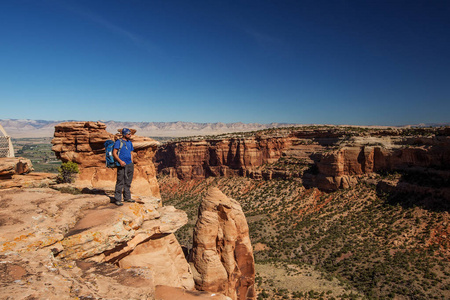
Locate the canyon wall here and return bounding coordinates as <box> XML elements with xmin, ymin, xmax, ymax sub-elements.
<box><xmin>155</xmin><ymin>136</ymin><xmax>293</xmax><ymax>180</ymax></box>
<box><xmin>156</xmin><ymin>128</ymin><xmax>450</xmax><ymax>191</ymax></box>
<box><xmin>310</xmin><ymin>135</ymin><xmax>450</xmax><ymax>190</ymax></box>
<box><xmin>51</xmin><ymin>121</ymin><xmax>160</xmax><ymax>198</ymax></box>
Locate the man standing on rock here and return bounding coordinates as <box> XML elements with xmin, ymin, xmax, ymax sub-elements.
<box><xmin>113</xmin><ymin>128</ymin><xmax>135</xmax><ymax>206</ymax></box>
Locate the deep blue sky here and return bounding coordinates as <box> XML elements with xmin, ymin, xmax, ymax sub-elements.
<box><xmin>1</xmin><ymin>0</ymin><xmax>449</xmax><ymax>126</ymax></box>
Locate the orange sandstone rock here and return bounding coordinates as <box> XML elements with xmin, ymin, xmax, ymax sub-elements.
<box><xmin>190</xmin><ymin>188</ymin><xmax>256</xmax><ymax>300</ymax></box>
<box><xmin>51</xmin><ymin>121</ymin><xmax>161</xmax><ymax>198</ymax></box>
<box><xmin>0</xmin><ymin>157</ymin><xmax>33</xmax><ymax>178</ymax></box>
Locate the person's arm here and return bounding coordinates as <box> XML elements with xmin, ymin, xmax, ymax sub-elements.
<box><xmin>113</xmin><ymin>148</ymin><xmax>126</xmax><ymax>167</ymax></box>
<box><xmin>131</xmin><ymin>142</ymin><xmax>134</xmax><ymax>163</ymax></box>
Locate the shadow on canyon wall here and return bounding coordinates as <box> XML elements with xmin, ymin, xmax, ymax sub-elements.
<box><xmin>376</xmin><ymin>168</ymin><xmax>450</xmax><ymax>212</ymax></box>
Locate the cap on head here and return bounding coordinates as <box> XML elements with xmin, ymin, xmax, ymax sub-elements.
<box><xmin>122</xmin><ymin>128</ymin><xmax>131</xmax><ymax>136</ymax></box>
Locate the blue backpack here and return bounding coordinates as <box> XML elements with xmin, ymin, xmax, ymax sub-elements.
<box><xmin>104</xmin><ymin>139</ymin><xmax>124</xmax><ymax>168</ymax></box>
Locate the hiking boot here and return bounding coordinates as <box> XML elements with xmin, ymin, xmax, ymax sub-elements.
<box><xmin>124</xmin><ymin>199</ymin><xmax>135</xmax><ymax>203</ymax></box>
<box><xmin>114</xmin><ymin>200</ymin><xmax>124</xmax><ymax>206</ymax></box>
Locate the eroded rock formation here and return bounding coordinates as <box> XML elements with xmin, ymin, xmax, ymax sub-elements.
<box><xmin>190</xmin><ymin>187</ymin><xmax>256</xmax><ymax>300</ymax></box>
<box><xmin>51</xmin><ymin>121</ymin><xmax>160</xmax><ymax>197</ymax></box>
<box><xmin>156</xmin><ymin>128</ymin><xmax>450</xmax><ymax>191</ymax></box>
<box><xmin>156</xmin><ymin>137</ymin><xmax>292</xmax><ymax>180</ymax></box>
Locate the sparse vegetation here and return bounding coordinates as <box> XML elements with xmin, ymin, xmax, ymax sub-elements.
<box><xmin>57</xmin><ymin>161</ymin><xmax>79</xmax><ymax>183</ymax></box>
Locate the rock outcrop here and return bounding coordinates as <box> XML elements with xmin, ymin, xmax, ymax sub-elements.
<box><xmin>0</xmin><ymin>157</ymin><xmax>33</xmax><ymax>178</ymax></box>
<box><xmin>51</xmin><ymin>121</ymin><xmax>160</xmax><ymax>198</ymax></box>
<box><xmin>0</xmin><ymin>187</ymin><xmax>198</xmax><ymax>298</ymax></box>
<box><xmin>190</xmin><ymin>188</ymin><xmax>256</xmax><ymax>300</ymax></box>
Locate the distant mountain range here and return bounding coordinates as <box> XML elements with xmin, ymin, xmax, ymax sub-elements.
<box><xmin>1</xmin><ymin>119</ymin><xmax>448</xmax><ymax>138</ymax></box>
<box><xmin>0</xmin><ymin>119</ymin><xmax>299</xmax><ymax>138</ymax></box>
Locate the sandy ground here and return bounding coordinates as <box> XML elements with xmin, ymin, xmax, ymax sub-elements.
<box><xmin>255</xmin><ymin>263</ymin><xmax>361</xmax><ymax>298</ymax></box>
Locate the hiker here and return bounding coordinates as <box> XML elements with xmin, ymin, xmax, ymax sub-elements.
<box><xmin>113</xmin><ymin>128</ymin><xmax>135</xmax><ymax>206</ymax></box>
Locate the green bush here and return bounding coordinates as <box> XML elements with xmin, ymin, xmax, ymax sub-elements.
<box><xmin>57</xmin><ymin>161</ymin><xmax>79</xmax><ymax>183</ymax></box>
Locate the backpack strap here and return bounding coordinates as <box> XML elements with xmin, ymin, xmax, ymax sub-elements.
<box><xmin>117</xmin><ymin>139</ymin><xmax>126</xmax><ymax>156</ymax></box>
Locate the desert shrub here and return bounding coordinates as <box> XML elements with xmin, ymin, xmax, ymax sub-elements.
<box><xmin>57</xmin><ymin>161</ymin><xmax>79</xmax><ymax>183</ymax></box>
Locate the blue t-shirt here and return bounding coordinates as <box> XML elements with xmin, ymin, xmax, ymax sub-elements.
<box><xmin>114</xmin><ymin>139</ymin><xmax>134</xmax><ymax>165</ymax></box>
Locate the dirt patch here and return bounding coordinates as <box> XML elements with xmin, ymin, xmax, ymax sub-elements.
<box><xmin>253</xmin><ymin>243</ymin><xmax>270</xmax><ymax>252</ymax></box>
<box><xmin>0</xmin><ymin>213</ymin><xmax>23</xmax><ymax>226</ymax></box>
<box><xmin>0</xmin><ymin>263</ymin><xmax>28</xmax><ymax>282</ymax></box>
<box><xmin>255</xmin><ymin>263</ymin><xmax>360</xmax><ymax>298</ymax></box>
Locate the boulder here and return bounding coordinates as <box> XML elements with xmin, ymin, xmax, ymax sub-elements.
<box><xmin>0</xmin><ymin>157</ymin><xmax>33</xmax><ymax>178</ymax></box>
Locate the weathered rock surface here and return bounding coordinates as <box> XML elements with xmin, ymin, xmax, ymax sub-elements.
<box><xmin>1</xmin><ymin>250</ymin><xmax>156</xmax><ymax>299</ymax></box>
<box><xmin>0</xmin><ymin>157</ymin><xmax>34</xmax><ymax>178</ymax></box>
<box><xmin>0</xmin><ymin>187</ymin><xmax>196</xmax><ymax>298</ymax></box>
<box><xmin>190</xmin><ymin>188</ymin><xmax>256</xmax><ymax>300</ymax></box>
<box><xmin>155</xmin><ymin>285</ymin><xmax>232</xmax><ymax>299</ymax></box>
<box><xmin>51</xmin><ymin>121</ymin><xmax>161</xmax><ymax>198</ymax></box>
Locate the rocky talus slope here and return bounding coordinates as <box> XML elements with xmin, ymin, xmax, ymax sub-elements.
<box><xmin>159</xmin><ymin>174</ymin><xmax>450</xmax><ymax>300</ymax></box>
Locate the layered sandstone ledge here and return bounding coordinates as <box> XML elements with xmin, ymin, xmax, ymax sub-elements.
<box><xmin>0</xmin><ymin>188</ymin><xmax>188</xmax><ymax>298</ymax></box>
<box><xmin>51</xmin><ymin>121</ymin><xmax>161</xmax><ymax>198</ymax></box>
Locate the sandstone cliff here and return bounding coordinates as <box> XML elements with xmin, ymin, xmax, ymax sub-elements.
<box><xmin>156</xmin><ymin>127</ymin><xmax>450</xmax><ymax>191</ymax></box>
<box><xmin>155</xmin><ymin>136</ymin><xmax>293</xmax><ymax>180</ymax></box>
<box><xmin>51</xmin><ymin>121</ymin><xmax>160</xmax><ymax>198</ymax></box>
<box><xmin>309</xmin><ymin>134</ymin><xmax>450</xmax><ymax>190</ymax></box>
